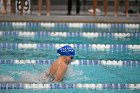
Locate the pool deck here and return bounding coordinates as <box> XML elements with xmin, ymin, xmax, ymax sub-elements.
<box><xmin>0</xmin><ymin>11</ymin><xmax>140</xmax><ymax>23</ymax></box>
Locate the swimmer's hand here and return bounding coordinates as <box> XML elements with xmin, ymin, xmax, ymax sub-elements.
<box><xmin>52</xmin><ymin>80</ymin><xmax>57</xmax><ymax>82</ymax></box>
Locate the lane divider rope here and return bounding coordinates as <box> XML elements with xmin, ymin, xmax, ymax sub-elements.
<box><xmin>0</xmin><ymin>60</ymin><xmax>139</xmax><ymax>66</ymax></box>
<box><xmin>0</xmin><ymin>43</ymin><xmax>140</xmax><ymax>50</ymax></box>
<box><xmin>0</xmin><ymin>83</ymin><xmax>140</xmax><ymax>89</ymax></box>
<box><xmin>0</xmin><ymin>22</ymin><xmax>139</xmax><ymax>29</ymax></box>
<box><xmin>0</xmin><ymin>32</ymin><xmax>140</xmax><ymax>38</ymax></box>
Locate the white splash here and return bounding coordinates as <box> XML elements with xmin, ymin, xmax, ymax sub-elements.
<box><xmin>18</xmin><ymin>71</ymin><xmax>48</xmax><ymax>83</ymax></box>
<box><xmin>0</xmin><ymin>75</ymin><xmax>15</xmax><ymax>82</ymax></box>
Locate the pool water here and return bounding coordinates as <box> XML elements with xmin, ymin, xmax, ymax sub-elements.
<box><xmin>0</xmin><ymin>22</ymin><xmax>140</xmax><ymax>93</ymax></box>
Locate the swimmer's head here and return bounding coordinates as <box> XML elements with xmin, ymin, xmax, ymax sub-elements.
<box><xmin>57</xmin><ymin>45</ymin><xmax>75</xmax><ymax>58</ymax></box>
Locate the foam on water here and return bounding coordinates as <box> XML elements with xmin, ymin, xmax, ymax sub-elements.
<box><xmin>0</xmin><ymin>70</ymin><xmax>49</xmax><ymax>83</ymax></box>
<box><xmin>0</xmin><ymin>75</ymin><xmax>15</xmax><ymax>82</ymax></box>
<box><xmin>18</xmin><ymin>71</ymin><xmax>48</xmax><ymax>83</ymax></box>
<box><xmin>0</xmin><ymin>65</ymin><xmax>91</xmax><ymax>83</ymax></box>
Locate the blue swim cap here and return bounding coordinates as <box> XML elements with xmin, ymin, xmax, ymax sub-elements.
<box><xmin>57</xmin><ymin>45</ymin><xmax>75</xmax><ymax>57</ymax></box>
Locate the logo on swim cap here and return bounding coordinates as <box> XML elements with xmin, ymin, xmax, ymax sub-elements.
<box><xmin>57</xmin><ymin>45</ymin><xmax>75</xmax><ymax>57</ymax></box>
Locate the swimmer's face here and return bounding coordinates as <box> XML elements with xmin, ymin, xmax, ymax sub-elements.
<box><xmin>71</xmin><ymin>57</ymin><xmax>74</xmax><ymax>59</ymax></box>
<box><xmin>66</xmin><ymin>56</ymin><xmax>74</xmax><ymax>63</ymax></box>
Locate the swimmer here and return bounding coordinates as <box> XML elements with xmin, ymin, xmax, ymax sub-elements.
<box><xmin>46</xmin><ymin>45</ymin><xmax>75</xmax><ymax>82</ymax></box>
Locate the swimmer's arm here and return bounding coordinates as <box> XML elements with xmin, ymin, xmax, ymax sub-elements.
<box><xmin>45</xmin><ymin>68</ymin><xmax>55</xmax><ymax>77</ymax></box>
<box><xmin>46</xmin><ymin>62</ymin><xmax>57</xmax><ymax>77</ymax></box>
<box><xmin>52</xmin><ymin>65</ymin><xmax>67</xmax><ymax>82</ymax></box>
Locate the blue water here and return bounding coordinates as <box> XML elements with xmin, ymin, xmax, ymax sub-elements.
<box><xmin>1</xmin><ymin>89</ymin><xmax>140</xmax><ymax>93</ymax></box>
<box><xmin>0</xmin><ymin>64</ymin><xmax>140</xmax><ymax>83</ymax></box>
<box><xmin>0</xmin><ymin>34</ymin><xmax>140</xmax><ymax>44</ymax></box>
<box><xmin>0</xmin><ymin>22</ymin><xmax>140</xmax><ymax>93</ymax></box>
<box><xmin>0</xmin><ymin>48</ymin><xmax>140</xmax><ymax>60</ymax></box>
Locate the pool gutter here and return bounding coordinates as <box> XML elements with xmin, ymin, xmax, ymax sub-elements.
<box><xmin>0</xmin><ymin>15</ymin><xmax>140</xmax><ymax>23</ymax></box>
